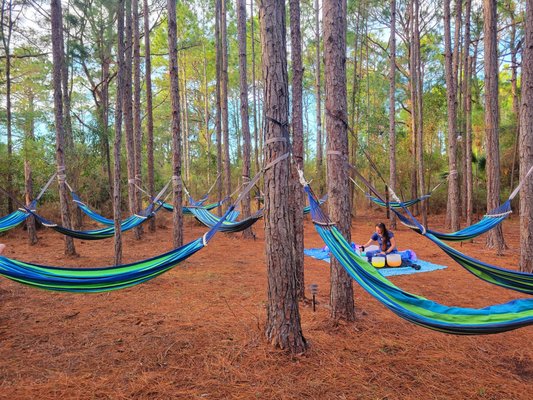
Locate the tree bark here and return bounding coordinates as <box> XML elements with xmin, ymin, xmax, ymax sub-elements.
<box><xmin>144</xmin><ymin>0</ymin><xmax>155</xmax><ymax>232</ymax></box>
<box><xmin>133</xmin><ymin>0</ymin><xmax>143</xmax><ymax>236</ymax></box>
<box><xmin>237</xmin><ymin>0</ymin><xmax>254</xmax><ymax>239</ymax></box>
<box><xmin>167</xmin><ymin>0</ymin><xmax>183</xmax><ymax>248</ymax></box>
<box><xmin>483</xmin><ymin>0</ymin><xmax>506</xmax><ymax>253</ymax></box>
<box><xmin>509</xmin><ymin>2</ymin><xmax>520</xmax><ymax>190</ymax></box>
<box><xmin>289</xmin><ymin>0</ymin><xmax>305</xmax><ymax>299</ymax></box>
<box><xmin>215</xmin><ymin>0</ymin><xmax>223</xmax><ymax>214</ymax></box>
<box><xmin>315</xmin><ymin>0</ymin><xmax>324</xmax><ymax>194</ymax></box>
<box><xmin>51</xmin><ymin>0</ymin><xmax>76</xmax><ymax>256</ymax></box>
<box><xmin>519</xmin><ymin>0</ymin><xmax>533</xmax><ymax>272</ymax></box>
<box><xmin>113</xmin><ymin>0</ymin><xmax>126</xmax><ymax>265</ymax></box>
<box><xmin>260</xmin><ymin>0</ymin><xmax>307</xmax><ymax>354</ymax></box>
<box><xmin>24</xmin><ymin>91</ymin><xmax>37</xmax><ymax>245</ymax></box>
<box><xmin>251</xmin><ymin>0</ymin><xmax>260</xmax><ymax>176</ymax></box>
<box><xmin>463</xmin><ymin>0</ymin><xmax>473</xmax><ymax>226</ymax></box>
<box><xmin>444</xmin><ymin>0</ymin><xmax>460</xmax><ymax>231</ymax></box>
<box><xmin>389</xmin><ymin>0</ymin><xmax>397</xmax><ymax>229</ymax></box>
<box><xmin>221</xmin><ymin>0</ymin><xmax>231</xmax><ymax>199</ymax></box>
<box><xmin>324</xmin><ymin>0</ymin><xmax>355</xmax><ymax>322</ymax></box>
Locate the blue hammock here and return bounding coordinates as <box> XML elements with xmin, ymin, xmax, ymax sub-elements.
<box><xmin>0</xmin><ymin>201</ymin><xmax>36</xmax><ymax>233</ymax></box>
<box><xmin>392</xmin><ymin>207</ymin><xmax>533</xmax><ymax>294</ymax></box>
<box><xmin>71</xmin><ymin>192</ymin><xmax>117</xmax><ymax>226</ymax></box>
<box><xmin>305</xmin><ymin>186</ymin><xmax>533</xmax><ymax>335</ymax></box>
<box><xmin>0</xmin><ymin>206</ymin><xmax>236</xmax><ymax>293</ymax></box>
<box><xmin>366</xmin><ymin>193</ymin><xmax>431</xmax><ymax>209</ymax></box>
<box><xmin>188</xmin><ymin>207</ymin><xmax>263</xmax><ymax>233</ymax></box>
<box><xmin>395</xmin><ymin>200</ymin><xmax>512</xmax><ymax>242</ymax></box>
<box><xmin>32</xmin><ymin>205</ymin><xmax>156</xmax><ymax>240</ymax></box>
<box><xmin>303</xmin><ymin>194</ymin><xmax>327</xmax><ymax>215</ymax></box>
<box><xmin>162</xmin><ymin>200</ymin><xmax>224</xmax><ymax>216</ymax></box>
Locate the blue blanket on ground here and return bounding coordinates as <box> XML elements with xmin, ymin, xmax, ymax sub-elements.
<box><xmin>304</xmin><ymin>248</ymin><xmax>447</xmax><ymax>276</ymax></box>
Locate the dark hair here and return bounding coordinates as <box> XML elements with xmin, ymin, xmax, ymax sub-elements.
<box><xmin>376</xmin><ymin>222</ymin><xmax>390</xmax><ymax>251</ymax></box>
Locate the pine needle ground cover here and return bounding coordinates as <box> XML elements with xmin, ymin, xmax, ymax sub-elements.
<box><xmin>0</xmin><ymin>211</ymin><xmax>531</xmax><ymax>399</ymax></box>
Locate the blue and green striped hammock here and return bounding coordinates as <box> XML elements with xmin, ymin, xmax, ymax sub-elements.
<box><xmin>395</xmin><ymin>199</ymin><xmax>512</xmax><ymax>242</ymax></box>
<box><xmin>33</xmin><ymin>205</ymin><xmax>156</xmax><ymax>240</ymax></box>
<box><xmin>305</xmin><ymin>186</ymin><xmax>533</xmax><ymax>335</ymax></box>
<box><xmin>392</xmin><ymin>206</ymin><xmax>533</xmax><ymax>295</ymax></box>
<box><xmin>0</xmin><ymin>173</ymin><xmax>57</xmax><ymax>233</ymax></box>
<box><xmin>366</xmin><ymin>193</ymin><xmax>431</xmax><ymax>209</ymax></box>
<box><xmin>0</xmin><ymin>206</ymin><xmax>236</xmax><ymax>292</ymax></box>
<box><xmin>161</xmin><ymin>200</ymin><xmax>224</xmax><ymax>215</ymax></box>
<box><xmin>0</xmin><ymin>201</ymin><xmax>37</xmax><ymax>233</ymax></box>
<box><xmin>188</xmin><ymin>207</ymin><xmax>264</xmax><ymax>233</ymax></box>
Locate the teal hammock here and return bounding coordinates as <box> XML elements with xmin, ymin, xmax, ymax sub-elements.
<box><xmin>0</xmin><ymin>201</ymin><xmax>36</xmax><ymax>233</ymax></box>
<box><xmin>395</xmin><ymin>200</ymin><xmax>512</xmax><ymax>242</ymax></box>
<box><xmin>188</xmin><ymin>207</ymin><xmax>263</xmax><ymax>233</ymax></box>
<box><xmin>0</xmin><ymin>173</ymin><xmax>57</xmax><ymax>233</ymax></box>
<box><xmin>0</xmin><ymin>206</ymin><xmax>236</xmax><ymax>292</ymax></box>
<box><xmin>392</xmin><ymin>207</ymin><xmax>533</xmax><ymax>295</ymax></box>
<box><xmin>366</xmin><ymin>193</ymin><xmax>430</xmax><ymax>209</ymax></box>
<box><xmin>162</xmin><ymin>200</ymin><xmax>224</xmax><ymax>215</ymax></box>
<box><xmin>305</xmin><ymin>186</ymin><xmax>533</xmax><ymax>335</ymax></box>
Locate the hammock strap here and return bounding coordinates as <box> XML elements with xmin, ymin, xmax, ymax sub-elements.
<box><xmin>509</xmin><ymin>164</ymin><xmax>533</xmax><ymax>200</ymax></box>
<box><xmin>35</xmin><ymin>172</ymin><xmax>58</xmax><ymax>202</ymax></box>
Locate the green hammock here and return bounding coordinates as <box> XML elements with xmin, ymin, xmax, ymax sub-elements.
<box><xmin>305</xmin><ymin>186</ymin><xmax>533</xmax><ymax>335</ymax></box>
<box><xmin>0</xmin><ymin>206</ymin><xmax>236</xmax><ymax>292</ymax></box>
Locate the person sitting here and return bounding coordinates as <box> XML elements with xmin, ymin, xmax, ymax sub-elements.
<box><xmin>361</xmin><ymin>222</ymin><xmax>397</xmax><ymax>262</ymax></box>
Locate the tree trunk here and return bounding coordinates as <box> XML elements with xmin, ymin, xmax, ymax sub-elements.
<box><xmin>215</xmin><ymin>0</ymin><xmax>223</xmax><ymax>214</ymax></box>
<box><xmin>167</xmin><ymin>0</ymin><xmax>183</xmax><ymax>248</ymax></box>
<box><xmin>463</xmin><ymin>0</ymin><xmax>473</xmax><ymax>227</ymax></box>
<box><xmin>414</xmin><ymin>0</ymin><xmax>426</xmax><ymax>226</ymax></box>
<box><xmin>1</xmin><ymin>0</ymin><xmax>14</xmax><ymax>213</ymax></box>
<box><xmin>324</xmin><ymin>0</ymin><xmax>355</xmax><ymax>322</ymax></box>
<box><xmin>132</xmin><ymin>0</ymin><xmax>143</xmax><ymax>236</ymax></box>
<box><xmin>509</xmin><ymin>3</ymin><xmax>520</xmax><ymax>190</ymax></box>
<box><xmin>113</xmin><ymin>0</ymin><xmax>126</xmax><ymax>265</ymax></box>
<box><xmin>389</xmin><ymin>0</ymin><xmax>397</xmax><ymax>229</ymax></box>
<box><xmin>408</xmin><ymin>0</ymin><xmax>418</xmax><ymax>217</ymax></box>
<box><xmin>315</xmin><ymin>0</ymin><xmax>324</xmax><ymax>194</ymax></box>
<box><xmin>251</xmin><ymin>0</ymin><xmax>260</xmax><ymax>176</ymax></box>
<box><xmin>221</xmin><ymin>0</ymin><xmax>231</xmax><ymax>199</ymax></box>
<box><xmin>484</xmin><ymin>0</ymin><xmax>506</xmax><ymax>253</ymax></box>
<box><xmin>237</xmin><ymin>0</ymin><xmax>254</xmax><ymax>239</ymax></box>
<box><xmin>444</xmin><ymin>0</ymin><xmax>460</xmax><ymax>231</ymax></box>
<box><xmin>519</xmin><ymin>0</ymin><xmax>533</xmax><ymax>272</ymax></box>
<box><xmin>51</xmin><ymin>0</ymin><xmax>76</xmax><ymax>256</ymax></box>
<box><xmin>203</xmin><ymin>42</ymin><xmax>211</xmax><ymax>183</ymax></box>
<box><xmin>144</xmin><ymin>0</ymin><xmax>155</xmax><ymax>232</ymax></box>
<box><xmin>260</xmin><ymin>0</ymin><xmax>307</xmax><ymax>354</ymax></box>
<box><xmin>289</xmin><ymin>0</ymin><xmax>305</xmax><ymax>299</ymax></box>
<box><xmin>24</xmin><ymin>91</ymin><xmax>37</xmax><ymax>245</ymax></box>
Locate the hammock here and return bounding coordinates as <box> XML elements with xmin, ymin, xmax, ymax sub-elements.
<box><xmin>305</xmin><ymin>186</ymin><xmax>533</xmax><ymax>335</ymax></box>
<box><xmin>303</xmin><ymin>194</ymin><xmax>327</xmax><ymax>215</ymax></box>
<box><xmin>366</xmin><ymin>193</ymin><xmax>431</xmax><ymax>209</ymax></box>
<box><xmin>33</xmin><ymin>205</ymin><xmax>155</xmax><ymax>240</ymax></box>
<box><xmin>188</xmin><ymin>207</ymin><xmax>264</xmax><ymax>233</ymax></box>
<box><xmin>0</xmin><ymin>201</ymin><xmax>36</xmax><ymax>233</ymax></box>
<box><xmin>162</xmin><ymin>200</ymin><xmax>223</xmax><ymax>215</ymax></box>
<box><xmin>395</xmin><ymin>199</ymin><xmax>513</xmax><ymax>242</ymax></box>
<box><xmin>392</xmin><ymin>208</ymin><xmax>533</xmax><ymax>294</ymax></box>
<box><xmin>0</xmin><ymin>206</ymin><xmax>236</xmax><ymax>292</ymax></box>
<box><xmin>0</xmin><ymin>173</ymin><xmax>57</xmax><ymax>233</ymax></box>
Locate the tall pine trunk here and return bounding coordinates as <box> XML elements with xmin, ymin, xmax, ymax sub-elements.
<box><xmin>133</xmin><ymin>0</ymin><xmax>143</xmax><ymax>236</ymax></box>
<box><xmin>519</xmin><ymin>0</ymin><xmax>533</xmax><ymax>272</ymax></box>
<box><xmin>289</xmin><ymin>0</ymin><xmax>305</xmax><ymax>299</ymax></box>
<box><xmin>260</xmin><ymin>0</ymin><xmax>307</xmax><ymax>354</ymax></box>
<box><xmin>24</xmin><ymin>91</ymin><xmax>37</xmax><ymax>245</ymax></box>
<box><xmin>113</xmin><ymin>0</ymin><xmax>126</xmax><ymax>265</ymax></box>
<box><xmin>144</xmin><ymin>0</ymin><xmax>155</xmax><ymax>232</ymax></box>
<box><xmin>221</xmin><ymin>0</ymin><xmax>231</xmax><ymax>199</ymax></box>
<box><xmin>251</xmin><ymin>0</ymin><xmax>260</xmax><ymax>175</ymax></box>
<box><xmin>484</xmin><ymin>0</ymin><xmax>506</xmax><ymax>253</ymax></box>
<box><xmin>51</xmin><ymin>0</ymin><xmax>76</xmax><ymax>256</ymax></box>
<box><xmin>237</xmin><ymin>0</ymin><xmax>253</xmax><ymax>239</ymax></box>
<box><xmin>463</xmin><ymin>0</ymin><xmax>473</xmax><ymax>226</ymax></box>
<box><xmin>444</xmin><ymin>0</ymin><xmax>460</xmax><ymax>231</ymax></box>
<box><xmin>389</xmin><ymin>0</ymin><xmax>397</xmax><ymax>229</ymax></box>
<box><xmin>215</xmin><ymin>0</ymin><xmax>223</xmax><ymax>214</ymax></box>
<box><xmin>167</xmin><ymin>0</ymin><xmax>183</xmax><ymax>248</ymax></box>
<box><xmin>315</xmin><ymin>0</ymin><xmax>324</xmax><ymax>194</ymax></box>
<box><xmin>324</xmin><ymin>0</ymin><xmax>355</xmax><ymax>322</ymax></box>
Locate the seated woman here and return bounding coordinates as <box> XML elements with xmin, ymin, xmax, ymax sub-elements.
<box><xmin>361</xmin><ymin>222</ymin><xmax>397</xmax><ymax>262</ymax></box>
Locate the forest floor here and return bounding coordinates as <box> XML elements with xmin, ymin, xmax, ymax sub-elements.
<box><xmin>0</xmin><ymin>206</ymin><xmax>532</xmax><ymax>399</ymax></box>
